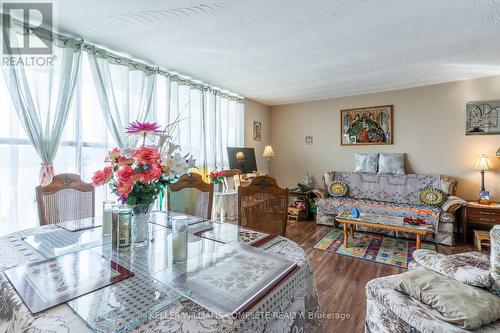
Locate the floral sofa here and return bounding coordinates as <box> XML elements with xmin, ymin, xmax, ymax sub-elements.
<box><xmin>365</xmin><ymin>225</ymin><xmax>500</xmax><ymax>332</ymax></box>
<box><xmin>316</xmin><ymin>171</ymin><xmax>467</xmax><ymax>246</ymax></box>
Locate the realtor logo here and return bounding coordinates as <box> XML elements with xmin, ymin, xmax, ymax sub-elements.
<box><xmin>1</xmin><ymin>2</ymin><xmax>53</xmax><ymax>55</ymax></box>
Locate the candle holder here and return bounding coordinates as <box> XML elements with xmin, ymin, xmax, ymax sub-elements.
<box><xmin>171</xmin><ymin>216</ymin><xmax>188</xmax><ymax>263</ymax></box>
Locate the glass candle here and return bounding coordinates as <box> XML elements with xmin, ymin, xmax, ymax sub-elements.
<box><xmin>102</xmin><ymin>200</ymin><xmax>114</xmax><ymax>236</ymax></box>
<box><xmin>118</xmin><ymin>208</ymin><xmax>131</xmax><ymax>251</ymax></box>
<box><xmin>112</xmin><ymin>205</ymin><xmax>131</xmax><ymax>251</ymax></box>
<box><xmin>171</xmin><ymin>216</ymin><xmax>188</xmax><ymax>262</ymax></box>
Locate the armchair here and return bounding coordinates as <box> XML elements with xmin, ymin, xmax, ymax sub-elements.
<box><xmin>365</xmin><ymin>225</ymin><xmax>500</xmax><ymax>332</ymax></box>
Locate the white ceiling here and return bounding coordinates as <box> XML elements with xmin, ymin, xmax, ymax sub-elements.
<box><xmin>54</xmin><ymin>0</ymin><xmax>500</xmax><ymax>105</ymax></box>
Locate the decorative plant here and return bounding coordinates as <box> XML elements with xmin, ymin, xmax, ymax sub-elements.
<box><xmin>91</xmin><ymin>121</ymin><xmax>196</xmax><ymax>205</ymax></box>
<box><xmin>208</xmin><ymin>169</ymin><xmax>225</xmax><ymax>184</ymax></box>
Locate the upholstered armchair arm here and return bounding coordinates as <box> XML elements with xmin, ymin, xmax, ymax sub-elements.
<box><xmin>312</xmin><ymin>188</ymin><xmax>327</xmax><ymax>199</ymax></box>
<box><xmin>412</xmin><ymin>249</ymin><xmax>492</xmax><ymax>288</ymax></box>
<box><xmin>441</xmin><ymin>195</ymin><xmax>467</xmax><ymax>213</ymax></box>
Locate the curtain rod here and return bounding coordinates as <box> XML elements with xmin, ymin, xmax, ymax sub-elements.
<box><xmin>1</xmin><ymin>13</ymin><xmax>244</xmax><ymax>101</ymax></box>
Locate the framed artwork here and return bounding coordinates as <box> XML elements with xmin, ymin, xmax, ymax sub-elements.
<box><xmin>465</xmin><ymin>100</ymin><xmax>500</xmax><ymax>135</ymax></box>
<box><xmin>253</xmin><ymin>121</ymin><xmax>262</xmax><ymax>141</ymax></box>
<box><xmin>305</xmin><ymin>136</ymin><xmax>313</xmax><ymax>145</ymax></box>
<box><xmin>340</xmin><ymin>105</ymin><xmax>393</xmax><ymax>146</ymax></box>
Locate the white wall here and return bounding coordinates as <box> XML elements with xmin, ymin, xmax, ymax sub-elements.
<box><xmin>244</xmin><ymin>99</ymin><xmax>271</xmax><ymax>173</ymax></box>
<box><xmin>269</xmin><ymin>75</ymin><xmax>500</xmax><ymax>201</ymax></box>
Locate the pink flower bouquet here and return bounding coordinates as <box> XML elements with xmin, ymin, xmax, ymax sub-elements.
<box><xmin>92</xmin><ymin>121</ymin><xmax>195</xmax><ymax>205</ymax></box>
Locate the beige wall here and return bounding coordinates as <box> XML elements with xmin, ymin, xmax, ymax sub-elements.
<box><xmin>244</xmin><ymin>99</ymin><xmax>271</xmax><ymax>173</ymax></box>
<box><xmin>269</xmin><ymin>75</ymin><xmax>500</xmax><ymax>201</ymax></box>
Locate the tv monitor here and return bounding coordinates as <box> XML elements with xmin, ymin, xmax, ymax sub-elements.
<box><xmin>227</xmin><ymin>147</ymin><xmax>258</xmax><ymax>174</ymax></box>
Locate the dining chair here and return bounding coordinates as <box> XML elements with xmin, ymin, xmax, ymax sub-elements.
<box><xmin>167</xmin><ymin>172</ymin><xmax>214</xmax><ymax>219</ymax></box>
<box><xmin>222</xmin><ymin>168</ymin><xmax>242</xmax><ymax>190</ymax></box>
<box><xmin>238</xmin><ymin>176</ymin><xmax>289</xmax><ymax>236</ymax></box>
<box><xmin>36</xmin><ymin>173</ymin><xmax>95</xmax><ymax>226</ymax></box>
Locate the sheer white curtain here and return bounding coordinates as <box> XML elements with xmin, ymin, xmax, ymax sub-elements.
<box><xmin>0</xmin><ymin>49</ymin><xmax>113</xmax><ymax>234</ymax></box>
<box><xmin>1</xmin><ymin>20</ymin><xmax>82</xmax><ymax>185</ymax></box>
<box><xmin>156</xmin><ymin>75</ymin><xmax>244</xmax><ymax>174</ymax></box>
<box><xmin>87</xmin><ymin>47</ymin><xmax>156</xmax><ymax>149</ymax></box>
<box><xmin>210</xmin><ymin>91</ymin><xmax>245</xmax><ymax>169</ymax></box>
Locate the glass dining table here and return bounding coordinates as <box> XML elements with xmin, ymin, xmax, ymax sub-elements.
<box><xmin>0</xmin><ymin>212</ymin><xmax>322</xmax><ymax>333</ymax></box>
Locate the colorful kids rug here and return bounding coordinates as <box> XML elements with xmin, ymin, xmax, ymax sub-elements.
<box><xmin>313</xmin><ymin>228</ymin><xmax>435</xmax><ymax>268</ymax></box>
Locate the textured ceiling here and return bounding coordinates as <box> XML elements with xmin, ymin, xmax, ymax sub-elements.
<box><xmin>54</xmin><ymin>0</ymin><xmax>500</xmax><ymax>105</ymax></box>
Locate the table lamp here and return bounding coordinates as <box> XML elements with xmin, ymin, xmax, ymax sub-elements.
<box><xmin>235</xmin><ymin>151</ymin><xmax>246</xmax><ymax>174</ymax></box>
<box><xmin>476</xmin><ymin>154</ymin><xmax>493</xmax><ymax>204</ymax></box>
<box><xmin>262</xmin><ymin>145</ymin><xmax>276</xmax><ymax>175</ymax></box>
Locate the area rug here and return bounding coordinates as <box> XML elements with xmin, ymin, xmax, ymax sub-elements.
<box><xmin>313</xmin><ymin>228</ymin><xmax>435</xmax><ymax>268</ymax></box>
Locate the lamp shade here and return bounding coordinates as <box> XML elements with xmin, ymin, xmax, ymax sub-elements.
<box><xmin>263</xmin><ymin>145</ymin><xmax>276</xmax><ymax>157</ymax></box>
<box><xmin>235</xmin><ymin>151</ymin><xmax>246</xmax><ymax>162</ymax></box>
<box><xmin>476</xmin><ymin>155</ymin><xmax>493</xmax><ymax>170</ymax></box>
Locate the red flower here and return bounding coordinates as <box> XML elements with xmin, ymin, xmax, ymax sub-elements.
<box><xmin>117</xmin><ymin>180</ymin><xmax>133</xmax><ymax>198</ymax></box>
<box><xmin>91</xmin><ymin>166</ymin><xmax>113</xmax><ymax>187</ymax></box>
<box><xmin>132</xmin><ymin>146</ymin><xmax>161</xmax><ymax>165</ymax></box>
<box><xmin>117</xmin><ymin>165</ymin><xmax>136</xmax><ymax>184</ymax></box>
<box><xmin>118</xmin><ymin>156</ymin><xmax>135</xmax><ymax>166</ymax></box>
<box><xmin>106</xmin><ymin>148</ymin><xmax>121</xmax><ymax>164</ymax></box>
<box><xmin>137</xmin><ymin>163</ymin><xmax>162</xmax><ymax>183</ymax></box>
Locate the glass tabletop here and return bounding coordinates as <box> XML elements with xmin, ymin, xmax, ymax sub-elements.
<box><xmin>18</xmin><ymin>213</ymin><xmax>297</xmax><ymax>332</ymax></box>
<box><xmin>23</xmin><ymin>227</ymin><xmax>111</xmax><ymax>258</ymax></box>
<box><xmin>68</xmin><ymin>223</ymin><xmax>236</xmax><ymax>332</ymax></box>
<box><xmin>152</xmin><ymin>242</ymin><xmax>297</xmax><ymax>316</ymax></box>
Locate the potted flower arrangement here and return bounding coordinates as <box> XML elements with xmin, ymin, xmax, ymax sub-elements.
<box><xmin>92</xmin><ymin>121</ymin><xmax>195</xmax><ymax>246</ymax></box>
<box><xmin>209</xmin><ymin>169</ymin><xmax>225</xmax><ymax>192</ymax></box>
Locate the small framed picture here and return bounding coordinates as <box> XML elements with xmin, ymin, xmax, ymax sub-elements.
<box><xmin>305</xmin><ymin>136</ymin><xmax>313</xmax><ymax>145</ymax></box>
<box><xmin>479</xmin><ymin>190</ymin><xmax>490</xmax><ymax>205</ymax></box>
<box><xmin>253</xmin><ymin>121</ymin><xmax>262</xmax><ymax>141</ymax></box>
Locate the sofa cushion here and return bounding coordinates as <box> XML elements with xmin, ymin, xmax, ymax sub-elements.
<box><xmin>394</xmin><ymin>267</ymin><xmax>500</xmax><ymax>330</ymax></box>
<box><xmin>378</xmin><ymin>153</ymin><xmax>405</xmax><ymax>175</ymax></box>
<box><xmin>420</xmin><ymin>187</ymin><xmax>447</xmax><ymax>207</ymax></box>
<box><xmin>328</xmin><ymin>181</ymin><xmax>348</xmax><ymax>197</ymax></box>
<box><xmin>354</xmin><ymin>153</ymin><xmax>378</xmax><ymax>173</ymax></box>
<box><xmin>413</xmin><ymin>249</ymin><xmax>492</xmax><ymax>288</ymax></box>
<box><xmin>317</xmin><ymin>197</ymin><xmax>441</xmax><ymax>230</ymax></box>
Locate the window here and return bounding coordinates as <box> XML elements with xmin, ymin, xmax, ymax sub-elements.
<box><xmin>0</xmin><ymin>52</ymin><xmax>244</xmax><ymax>236</ymax></box>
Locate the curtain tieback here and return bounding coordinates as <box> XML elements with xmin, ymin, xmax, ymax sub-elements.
<box><xmin>40</xmin><ymin>162</ymin><xmax>55</xmax><ymax>187</ymax></box>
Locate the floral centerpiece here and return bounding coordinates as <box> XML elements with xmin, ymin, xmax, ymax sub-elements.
<box><xmin>92</xmin><ymin>121</ymin><xmax>195</xmax><ymax>245</ymax></box>
<box><xmin>209</xmin><ymin>169</ymin><xmax>225</xmax><ymax>191</ymax></box>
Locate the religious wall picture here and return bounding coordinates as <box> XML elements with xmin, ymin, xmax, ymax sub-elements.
<box><xmin>340</xmin><ymin>105</ymin><xmax>393</xmax><ymax>146</ymax></box>
<box><xmin>465</xmin><ymin>100</ymin><xmax>500</xmax><ymax>135</ymax></box>
<box><xmin>253</xmin><ymin>121</ymin><xmax>262</xmax><ymax>141</ymax></box>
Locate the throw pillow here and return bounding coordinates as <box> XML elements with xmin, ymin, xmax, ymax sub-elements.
<box><xmin>328</xmin><ymin>181</ymin><xmax>348</xmax><ymax>197</ymax></box>
<box><xmin>412</xmin><ymin>249</ymin><xmax>492</xmax><ymax>288</ymax></box>
<box><xmin>420</xmin><ymin>187</ymin><xmax>446</xmax><ymax>207</ymax></box>
<box><xmin>395</xmin><ymin>267</ymin><xmax>500</xmax><ymax>330</ymax></box>
<box><xmin>354</xmin><ymin>153</ymin><xmax>378</xmax><ymax>173</ymax></box>
<box><xmin>378</xmin><ymin>153</ymin><xmax>405</xmax><ymax>174</ymax></box>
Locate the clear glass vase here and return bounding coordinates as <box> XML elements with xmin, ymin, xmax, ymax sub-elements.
<box><xmin>214</xmin><ymin>182</ymin><xmax>224</xmax><ymax>192</ymax></box>
<box><xmin>130</xmin><ymin>203</ymin><xmax>152</xmax><ymax>247</ymax></box>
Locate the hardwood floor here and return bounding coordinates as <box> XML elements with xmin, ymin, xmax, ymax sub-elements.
<box><xmin>285</xmin><ymin>220</ymin><xmax>476</xmax><ymax>333</ymax></box>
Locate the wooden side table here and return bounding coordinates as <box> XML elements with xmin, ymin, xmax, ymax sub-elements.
<box><xmin>461</xmin><ymin>202</ymin><xmax>500</xmax><ymax>243</ymax></box>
